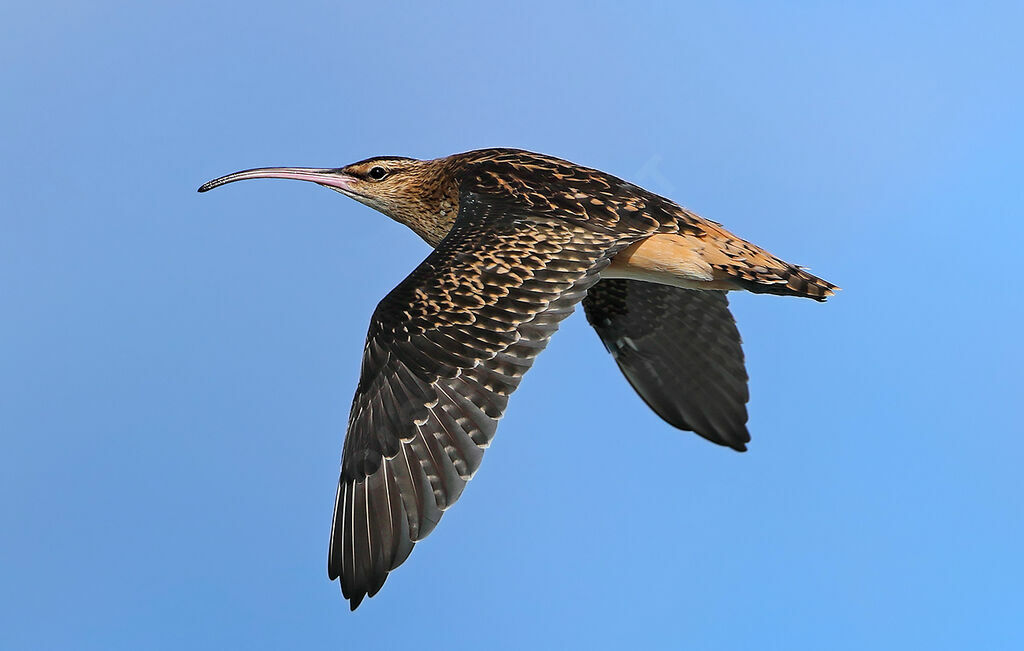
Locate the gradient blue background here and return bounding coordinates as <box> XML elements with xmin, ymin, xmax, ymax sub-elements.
<box><xmin>3</xmin><ymin>2</ymin><xmax>1022</xmax><ymax>649</ymax></box>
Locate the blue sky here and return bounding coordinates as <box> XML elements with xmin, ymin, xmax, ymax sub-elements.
<box><xmin>3</xmin><ymin>2</ymin><xmax>1022</xmax><ymax>649</ymax></box>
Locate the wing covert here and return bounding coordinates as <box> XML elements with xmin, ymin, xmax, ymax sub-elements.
<box><xmin>329</xmin><ymin>192</ymin><xmax>628</xmax><ymax>608</ymax></box>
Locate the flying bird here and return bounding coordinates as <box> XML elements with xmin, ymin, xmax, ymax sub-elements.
<box><xmin>199</xmin><ymin>148</ymin><xmax>838</xmax><ymax>609</ymax></box>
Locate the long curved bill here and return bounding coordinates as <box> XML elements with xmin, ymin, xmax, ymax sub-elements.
<box><xmin>197</xmin><ymin>167</ymin><xmax>355</xmax><ymax>193</ymax></box>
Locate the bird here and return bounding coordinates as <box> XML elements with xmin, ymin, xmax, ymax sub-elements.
<box><xmin>198</xmin><ymin>147</ymin><xmax>838</xmax><ymax>610</ymax></box>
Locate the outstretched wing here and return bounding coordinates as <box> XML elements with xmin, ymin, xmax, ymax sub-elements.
<box><xmin>583</xmin><ymin>280</ymin><xmax>750</xmax><ymax>451</ymax></box>
<box><xmin>328</xmin><ymin>192</ymin><xmax>626</xmax><ymax>609</ymax></box>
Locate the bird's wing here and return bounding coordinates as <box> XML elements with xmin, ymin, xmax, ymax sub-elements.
<box><xmin>583</xmin><ymin>280</ymin><xmax>750</xmax><ymax>451</ymax></box>
<box><xmin>328</xmin><ymin>192</ymin><xmax>626</xmax><ymax>609</ymax></box>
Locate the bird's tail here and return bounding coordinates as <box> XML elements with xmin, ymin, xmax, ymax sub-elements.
<box><xmin>728</xmin><ymin>264</ymin><xmax>839</xmax><ymax>302</ymax></box>
<box><xmin>693</xmin><ymin>220</ymin><xmax>841</xmax><ymax>302</ymax></box>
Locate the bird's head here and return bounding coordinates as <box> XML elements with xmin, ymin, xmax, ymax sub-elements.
<box><xmin>199</xmin><ymin>155</ymin><xmax>459</xmax><ymax>245</ymax></box>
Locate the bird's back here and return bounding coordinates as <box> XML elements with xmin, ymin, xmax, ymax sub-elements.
<box><xmin>452</xmin><ymin>148</ymin><xmax>837</xmax><ymax>300</ymax></box>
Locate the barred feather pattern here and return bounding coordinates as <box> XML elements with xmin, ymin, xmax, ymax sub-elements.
<box><xmin>328</xmin><ymin>186</ymin><xmax>635</xmax><ymax>609</ymax></box>
<box><xmin>199</xmin><ymin>147</ymin><xmax>837</xmax><ymax>612</ymax></box>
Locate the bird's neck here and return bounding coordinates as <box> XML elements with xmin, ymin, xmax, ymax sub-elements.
<box><xmin>398</xmin><ymin>194</ymin><xmax>457</xmax><ymax>246</ymax></box>
<box><xmin>385</xmin><ymin>165</ymin><xmax>460</xmax><ymax>247</ymax></box>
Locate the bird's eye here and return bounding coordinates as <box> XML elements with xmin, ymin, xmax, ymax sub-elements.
<box><xmin>368</xmin><ymin>166</ymin><xmax>388</xmax><ymax>181</ymax></box>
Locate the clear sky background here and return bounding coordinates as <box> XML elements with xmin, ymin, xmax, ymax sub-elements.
<box><xmin>3</xmin><ymin>2</ymin><xmax>1022</xmax><ymax>649</ymax></box>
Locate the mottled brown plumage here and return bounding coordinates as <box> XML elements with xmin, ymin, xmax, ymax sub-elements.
<box><xmin>198</xmin><ymin>147</ymin><xmax>838</xmax><ymax>610</ymax></box>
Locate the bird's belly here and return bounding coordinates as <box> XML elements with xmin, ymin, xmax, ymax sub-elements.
<box><xmin>603</xmin><ymin>233</ymin><xmax>735</xmax><ymax>291</ymax></box>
